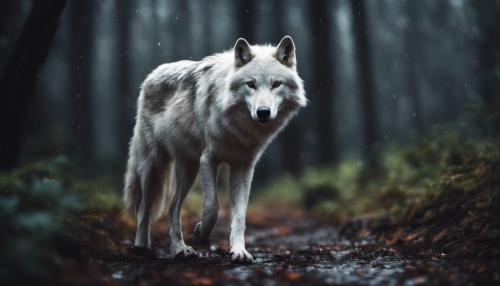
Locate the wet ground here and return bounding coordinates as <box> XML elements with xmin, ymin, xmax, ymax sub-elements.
<box><xmin>95</xmin><ymin>212</ymin><xmax>498</xmax><ymax>286</ymax></box>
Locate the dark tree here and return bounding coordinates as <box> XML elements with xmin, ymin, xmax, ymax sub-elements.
<box><xmin>150</xmin><ymin>0</ymin><xmax>161</xmax><ymax>66</ymax></box>
<box><xmin>310</xmin><ymin>0</ymin><xmax>337</xmax><ymax>165</ymax></box>
<box><xmin>173</xmin><ymin>0</ymin><xmax>190</xmax><ymax>59</ymax></box>
<box><xmin>70</xmin><ymin>0</ymin><xmax>94</xmax><ymax>173</ymax></box>
<box><xmin>0</xmin><ymin>0</ymin><xmax>14</xmax><ymax>70</ymax></box>
<box><xmin>350</xmin><ymin>0</ymin><xmax>380</xmax><ymax>170</ymax></box>
<box><xmin>0</xmin><ymin>0</ymin><xmax>12</xmax><ymax>35</ymax></box>
<box><xmin>116</xmin><ymin>0</ymin><xmax>134</xmax><ymax>161</ymax></box>
<box><xmin>405</xmin><ymin>0</ymin><xmax>423</xmax><ymax>135</ymax></box>
<box><xmin>0</xmin><ymin>0</ymin><xmax>67</xmax><ymax>171</ymax></box>
<box><xmin>202</xmin><ymin>1</ymin><xmax>213</xmax><ymax>53</ymax></box>
<box><xmin>235</xmin><ymin>0</ymin><xmax>256</xmax><ymax>42</ymax></box>
<box><xmin>429</xmin><ymin>0</ymin><xmax>460</xmax><ymax>122</ymax></box>
<box><xmin>472</xmin><ymin>1</ymin><xmax>500</xmax><ymax>130</ymax></box>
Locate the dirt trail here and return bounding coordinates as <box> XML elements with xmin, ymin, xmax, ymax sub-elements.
<box><xmin>94</xmin><ymin>210</ymin><xmax>495</xmax><ymax>286</ymax></box>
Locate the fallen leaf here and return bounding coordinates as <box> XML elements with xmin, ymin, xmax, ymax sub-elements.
<box><xmin>284</xmin><ymin>272</ymin><xmax>301</xmax><ymax>281</ymax></box>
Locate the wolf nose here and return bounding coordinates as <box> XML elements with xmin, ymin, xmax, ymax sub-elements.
<box><xmin>256</xmin><ymin>106</ymin><xmax>271</xmax><ymax>123</ymax></box>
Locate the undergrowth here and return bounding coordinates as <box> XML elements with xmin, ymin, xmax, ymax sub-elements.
<box><xmin>0</xmin><ymin>157</ymin><xmax>126</xmax><ymax>283</ymax></box>
<box><xmin>258</xmin><ymin>131</ymin><xmax>500</xmax><ymax>225</ymax></box>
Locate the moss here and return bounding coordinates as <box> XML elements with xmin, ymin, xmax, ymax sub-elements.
<box><xmin>72</xmin><ymin>180</ymin><xmax>123</xmax><ymax>212</ymax></box>
<box><xmin>258</xmin><ymin>131</ymin><xmax>500</xmax><ymax>224</ymax></box>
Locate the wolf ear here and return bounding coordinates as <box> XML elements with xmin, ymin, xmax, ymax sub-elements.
<box><xmin>275</xmin><ymin>35</ymin><xmax>296</xmax><ymax>67</ymax></box>
<box><xmin>234</xmin><ymin>38</ymin><xmax>253</xmax><ymax>67</ymax></box>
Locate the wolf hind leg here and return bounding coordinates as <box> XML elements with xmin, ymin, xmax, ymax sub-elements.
<box><xmin>193</xmin><ymin>153</ymin><xmax>219</xmax><ymax>244</ymax></box>
<box><xmin>168</xmin><ymin>158</ymin><xmax>199</xmax><ymax>258</ymax></box>
<box><xmin>134</xmin><ymin>147</ymin><xmax>169</xmax><ymax>249</ymax></box>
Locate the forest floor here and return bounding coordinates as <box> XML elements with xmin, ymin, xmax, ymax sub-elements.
<box><xmin>67</xmin><ymin>202</ymin><xmax>499</xmax><ymax>286</ymax></box>
<box><xmin>2</xmin><ymin>133</ymin><xmax>500</xmax><ymax>285</ymax></box>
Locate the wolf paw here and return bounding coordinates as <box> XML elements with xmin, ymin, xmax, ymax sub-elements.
<box><xmin>173</xmin><ymin>245</ymin><xmax>199</xmax><ymax>259</ymax></box>
<box><xmin>230</xmin><ymin>248</ymin><xmax>254</xmax><ymax>263</ymax></box>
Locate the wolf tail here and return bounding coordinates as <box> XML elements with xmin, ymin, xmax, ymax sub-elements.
<box><xmin>123</xmin><ymin>151</ymin><xmax>142</xmax><ymax>216</ymax></box>
<box><xmin>123</xmin><ymin>129</ymin><xmax>170</xmax><ymax>222</ymax></box>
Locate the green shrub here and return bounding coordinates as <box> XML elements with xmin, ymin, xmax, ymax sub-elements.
<box><xmin>0</xmin><ymin>157</ymin><xmax>125</xmax><ymax>283</ymax></box>
<box><xmin>258</xmin><ymin>131</ymin><xmax>500</xmax><ymax>223</ymax></box>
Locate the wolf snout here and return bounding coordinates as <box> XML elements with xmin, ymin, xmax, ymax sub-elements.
<box><xmin>256</xmin><ymin>106</ymin><xmax>271</xmax><ymax>123</ymax></box>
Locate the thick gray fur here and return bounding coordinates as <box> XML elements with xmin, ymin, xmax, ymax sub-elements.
<box><xmin>123</xmin><ymin>36</ymin><xmax>307</xmax><ymax>262</ymax></box>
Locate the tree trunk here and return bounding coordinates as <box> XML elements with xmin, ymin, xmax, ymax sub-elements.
<box><xmin>350</xmin><ymin>0</ymin><xmax>380</xmax><ymax>171</ymax></box>
<box><xmin>0</xmin><ymin>0</ymin><xmax>67</xmax><ymax>171</ymax></box>
<box><xmin>235</xmin><ymin>0</ymin><xmax>256</xmax><ymax>42</ymax></box>
<box><xmin>175</xmin><ymin>0</ymin><xmax>190</xmax><ymax>59</ymax></box>
<box><xmin>116</xmin><ymin>1</ymin><xmax>134</xmax><ymax>162</ymax></box>
<box><xmin>70</xmin><ymin>0</ymin><xmax>94</xmax><ymax>173</ymax></box>
<box><xmin>150</xmin><ymin>0</ymin><xmax>161</xmax><ymax>66</ymax></box>
<box><xmin>310</xmin><ymin>0</ymin><xmax>337</xmax><ymax>166</ymax></box>
<box><xmin>406</xmin><ymin>0</ymin><xmax>423</xmax><ymax>135</ymax></box>
<box><xmin>473</xmin><ymin>1</ymin><xmax>500</xmax><ymax>131</ymax></box>
<box><xmin>0</xmin><ymin>0</ymin><xmax>12</xmax><ymax>35</ymax></box>
<box><xmin>202</xmin><ymin>1</ymin><xmax>213</xmax><ymax>53</ymax></box>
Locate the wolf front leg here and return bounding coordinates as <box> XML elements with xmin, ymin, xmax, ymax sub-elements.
<box><xmin>193</xmin><ymin>152</ymin><xmax>219</xmax><ymax>244</ymax></box>
<box><xmin>229</xmin><ymin>163</ymin><xmax>254</xmax><ymax>263</ymax></box>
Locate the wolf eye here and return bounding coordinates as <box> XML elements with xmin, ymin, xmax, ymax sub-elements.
<box><xmin>246</xmin><ymin>81</ymin><xmax>256</xmax><ymax>89</ymax></box>
<box><xmin>272</xmin><ymin>80</ymin><xmax>282</xmax><ymax>89</ymax></box>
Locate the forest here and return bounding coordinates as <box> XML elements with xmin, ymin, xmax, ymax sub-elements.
<box><xmin>0</xmin><ymin>0</ymin><xmax>499</xmax><ymax>285</ymax></box>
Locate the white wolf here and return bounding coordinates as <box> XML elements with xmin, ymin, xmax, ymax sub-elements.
<box><xmin>123</xmin><ymin>36</ymin><xmax>307</xmax><ymax>263</ymax></box>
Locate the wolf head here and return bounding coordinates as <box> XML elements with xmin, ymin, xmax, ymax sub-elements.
<box><xmin>228</xmin><ymin>36</ymin><xmax>307</xmax><ymax>126</ymax></box>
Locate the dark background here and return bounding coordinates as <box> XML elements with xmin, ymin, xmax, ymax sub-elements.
<box><xmin>1</xmin><ymin>0</ymin><xmax>499</xmax><ymax>186</ymax></box>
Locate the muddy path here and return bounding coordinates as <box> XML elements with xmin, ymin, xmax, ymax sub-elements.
<box><xmin>93</xmin><ymin>211</ymin><xmax>497</xmax><ymax>286</ymax></box>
